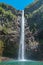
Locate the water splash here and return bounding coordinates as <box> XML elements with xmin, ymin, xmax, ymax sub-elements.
<box><xmin>18</xmin><ymin>10</ymin><xmax>25</xmax><ymax>60</ymax></box>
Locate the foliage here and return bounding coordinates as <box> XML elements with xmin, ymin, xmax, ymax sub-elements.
<box><xmin>0</xmin><ymin>7</ymin><xmax>5</xmax><ymax>14</ymax></box>
<box><xmin>0</xmin><ymin>40</ymin><xmax>4</xmax><ymax>56</ymax></box>
<box><xmin>2</xmin><ymin>26</ymin><xmax>8</xmax><ymax>34</ymax></box>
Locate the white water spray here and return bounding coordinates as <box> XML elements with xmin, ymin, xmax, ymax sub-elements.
<box><xmin>18</xmin><ymin>10</ymin><xmax>25</xmax><ymax>60</ymax></box>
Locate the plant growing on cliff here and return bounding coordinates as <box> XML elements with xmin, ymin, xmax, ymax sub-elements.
<box><xmin>0</xmin><ymin>40</ymin><xmax>4</xmax><ymax>56</ymax></box>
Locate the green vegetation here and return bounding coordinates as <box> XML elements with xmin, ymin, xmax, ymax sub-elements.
<box><xmin>0</xmin><ymin>0</ymin><xmax>43</xmax><ymax>60</ymax></box>
<box><xmin>25</xmin><ymin>0</ymin><xmax>43</xmax><ymax>60</ymax></box>
<box><xmin>0</xmin><ymin>3</ymin><xmax>19</xmax><ymax>59</ymax></box>
<box><xmin>0</xmin><ymin>40</ymin><xmax>4</xmax><ymax>56</ymax></box>
<box><xmin>0</xmin><ymin>5</ymin><xmax>17</xmax><ymax>34</ymax></box>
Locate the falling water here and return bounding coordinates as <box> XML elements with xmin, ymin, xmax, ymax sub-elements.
<box><xmin>18</xmin><ymin>10</ymin><xmax>25</xmax><ymax>60</ymax></box>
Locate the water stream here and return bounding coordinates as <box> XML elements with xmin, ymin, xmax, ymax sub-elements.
<box><xmin>18</xmin><ymin>10</ymin><xmax>25</xmax><ymax>60</ymax></box>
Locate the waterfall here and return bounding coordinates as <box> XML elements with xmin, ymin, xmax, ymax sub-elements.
<box><xmin>18</xmin><ymin>10</ymin><xmax>25</xmax><ymax>60</ymax></box>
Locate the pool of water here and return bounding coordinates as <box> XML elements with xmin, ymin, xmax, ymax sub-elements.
<box><xmin>0</xmin><ymin>60</ymin><xmax>43</xmax><ymax>65</ymax></box>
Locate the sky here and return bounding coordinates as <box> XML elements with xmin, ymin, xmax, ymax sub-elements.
<box><xmin>0</xmin><ymin>0</ymin><xmax>34</xmax><ymax>10</ymax></box>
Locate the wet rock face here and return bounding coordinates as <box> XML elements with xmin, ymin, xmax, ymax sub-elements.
<box><xmin>0</xmin><ymin>0</ymin><xmax>43</xmax><ymax>61</ymax></box>
<box><xmin>0</xmin><ymin>18</ymin><xmax>20</xmax><ymax>59</ymax></box>
<box><xmin>0</xmin><ymin>3</ymin><xmax>21</xmax><ymax>59</ymax></box>
<box><xmin>25</xmin><ymin>21</ymin><xmax>43</xmax><ymax>60</ymax></box>
<box><xmin>0</xmin><ymin>3</ymin><xmax>23</xmax><ymax>59</ymax></box>
<box><xmin>24</xmin><ymin>0</ymin><xmax>43</xmax><ymax>60</ymax></box>
<box><xmin>3</xmin><ymin>17</ymin><xmax>21</xmax><ymax>59</ymax></box>
<box><xmin>25</xmin><ymin>20</ymin><xmax>39</xmax><ymax>60</ymax></box>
